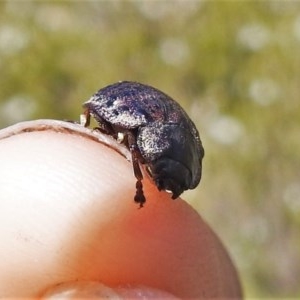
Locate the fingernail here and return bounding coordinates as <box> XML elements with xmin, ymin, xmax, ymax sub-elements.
<box><xmin>115</xmin><ymin>284</ymin><xmax>180</xmax><ymax>299</ymax></box>
<box><xmin>41</xmin><ymin>281</ymin><xmax>122</xmax><ymax>299</ymax></box>
<box><xmin>41</xmin><ymin>282</ymin><xmax>179</xmax><ymax>299</ymax></box>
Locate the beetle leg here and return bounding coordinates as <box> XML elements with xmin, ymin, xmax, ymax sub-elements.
<box><xmin>135</xmin><ymin>180</ymin><xmax>145</xmax><ymax>208</ymax></box>
<box><xmin>84</xmin><ymin>111</ymin><xmax>116</xmax><ymax>138</ymax></box>
<box><xmin>81</xmin><ymin>109</ymin><xmax>91</xmax><ymax>127</ymax></box>
<box><xmin>93</xmin><ymin>120</ymin><xmax>115</xmax><ymax>137</ymax></box>
<box><xmin>127</xmin><ymin>131</ymin><xmax>146</xmax><ymax>208</ymax></box>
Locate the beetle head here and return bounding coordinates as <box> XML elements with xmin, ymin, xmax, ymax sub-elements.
<box><xmin>137</xmin><ymin>123</ymin><xmax>203</xmax><ymax>199</ymax></box>
<box><xmin>147</xmin><ymin>158</ymin><xmax>191</xmax><ymax>199</ymax></box>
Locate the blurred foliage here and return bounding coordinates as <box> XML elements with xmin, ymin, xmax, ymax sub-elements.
<box><xmin>1</xmin><ymin>0</ymin><xmax>300</xmax><ymax>298</ymax></box>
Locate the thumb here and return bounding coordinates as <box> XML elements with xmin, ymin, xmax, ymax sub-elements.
<box><xmin>0</xmin><ymin>120</ymin><xmax>242</xmax><ymax>299</ymax></box>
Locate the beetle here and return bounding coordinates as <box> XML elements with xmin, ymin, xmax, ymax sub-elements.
<box><xmin>82</xmin><ymin>81</ymin><xmax>204</xmax><ymax>207</ymax></box>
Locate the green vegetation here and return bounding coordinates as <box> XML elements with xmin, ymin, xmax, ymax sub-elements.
<box><xmin>1</xmin><ymin>1</ymin><xmax>299</xmax><ymax>298</ymax></box>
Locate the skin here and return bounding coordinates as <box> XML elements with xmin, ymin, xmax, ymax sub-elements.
<box><xmin>0</xmin><ymin>120</ymin><xmax>242</xmax><ymax>299</ymax></box>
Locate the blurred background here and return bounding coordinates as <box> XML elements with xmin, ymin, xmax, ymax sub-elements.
<box><xmin>0</xmin><ymin>1</ymin><xmax>299</xmax><ymax>298</ymax></box>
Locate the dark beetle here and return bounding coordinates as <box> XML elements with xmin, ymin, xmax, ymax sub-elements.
<box><xmin>82</xmin><ymin>81</ymin><xmax>204</xmax><ymax>207</ymax></box>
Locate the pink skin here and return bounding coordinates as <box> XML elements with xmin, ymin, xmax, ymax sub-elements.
<box><xmin>0</xmin><ymin>120</ymin><xmax>242</xmax><ymax>299</ymax></box>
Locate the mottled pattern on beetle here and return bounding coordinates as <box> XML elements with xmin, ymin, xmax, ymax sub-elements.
<box><xmin>87</xmin><ymin>94</ymin><xmax>148</xmax><ymax>128</ymax></box>
<box><xmin>137</xmin><ymin>124</ymin><xmax>169</xmax><ymax>160</ymax></box>
<box><xmin>86</xmin><ymin>82</ymin><xmax>189</xmax><ymax>128</ymax></box>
